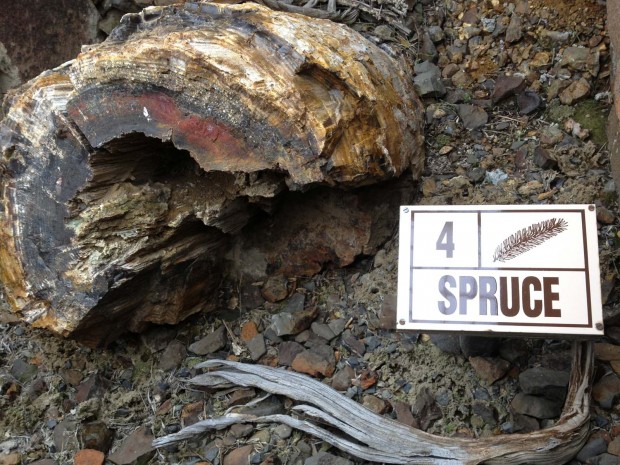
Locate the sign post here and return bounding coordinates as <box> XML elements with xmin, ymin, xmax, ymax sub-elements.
<box><xmin>397</xmin><ymin>205</ymin><xmax>604</xmax><ymax>336</ymax></box>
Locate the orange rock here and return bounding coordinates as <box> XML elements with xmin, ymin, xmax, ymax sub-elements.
<box><xmin>74</xmin><ymin>449</ymin><xmax>105</xmax><ymax>465</ymax></box>
<box><xmin>240</xmin><ymin>321</ymin><xmax>259</xmax><ymax>342</ymax></box>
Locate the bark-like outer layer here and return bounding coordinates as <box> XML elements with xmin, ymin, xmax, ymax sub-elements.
<box><xmin>0</xmin><ymin>2</ymin><xmax>424</xmax><ymax>346</ymax></box>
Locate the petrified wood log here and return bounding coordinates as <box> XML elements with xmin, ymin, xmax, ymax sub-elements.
<box><xmin>0</xmin><ymin>2</ymin><xmax>424</xmax><ymax>346</ymax></box>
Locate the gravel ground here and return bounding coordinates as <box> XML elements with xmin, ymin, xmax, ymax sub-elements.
<box><xmin>2</xmin><ymin>0</ymin><xmax>620</xmax><ymax>464</ymax></box>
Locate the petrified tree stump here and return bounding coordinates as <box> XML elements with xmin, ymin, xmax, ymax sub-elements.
<box><xmin>0</xmin><ymin>2</ymin><xmax>423</xmax><ymax>346</ymax></box>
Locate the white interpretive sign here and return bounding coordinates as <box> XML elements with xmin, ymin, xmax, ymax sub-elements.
<box><xmin>397</xmin><ymin>205</ymin><xmax>604</xmax><ymax>336</ymax></box>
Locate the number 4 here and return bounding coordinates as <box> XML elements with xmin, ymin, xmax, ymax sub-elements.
<box><xmin>436</xmin><ymin>221</ymin><xmax>455</xmax><ymax>258</ymax></box>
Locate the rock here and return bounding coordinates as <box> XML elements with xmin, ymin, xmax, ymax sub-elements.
<box><xmin>74</xmin><ymin>450</ymin><xmax>104</xmax><ymax>465</ymax></box>
<box><xmin>79</xmin><ymin>421</ymin><xmax>115</xmax><ymax>453</ymax></box>
<box><xmin>589</xmin><ymin>454</ymin><xmax>620</xmax><ymax>465</ymax></box>
<box><xmin>427</xmin><ymin>25</ymin><xmax>444</xmax><ymax>42</ymax></box>
<box><xmin>328</xmin><ymin>318</ymin><xmax>347</xmax><ymax>337</ymax></box>
<box><xmin>469</xmin><ymin>356</ymin><xmax>510</xmax><ymax>384</ymax></box>
<box><xmin>0</xmin><ymin>0</ymin><xmax>99</xmax><ymax>85</ymax></box>
<box><xmin>593</xmin><ymin>374</ymin><xmax>620</xmax><ymax>409</ymax></box>
<box><xmin>451</xmin><ymin>70</ymin><xmax>473</xmax><ymax>88</ymax></box>
<box><xmin>182</xmin><ymin>400</ymin><xmax>204</xmax><ymax>426</ymax></box>
<box><xmin>597</xmin><ymin>207</ymin><xmax>616</xmax><ymax>225</ymax></box>
<box><xmin>99</xmin><ymin>9</ymin><xmax>125</xmax><ymax>35</ymax></box>
<box><xmin>511</xmin><ymin>413</ymin><xmax>540</xmax><ymax>433</ymax></box>
<box><xmin>261</xmin><ymin>276</ymin><xmax>290</xmax><ymax>303</ymax></box>
<box><xmin>459</xmin><ymin>336</ymin><xmax>500</xmax><ymax>357</ymax></box>
<box><xmin>273</xmin><ymin>424</ymin><xmax>292</xmax><ymax>439</ymax></box>
<box><xmin>517</xmin><ymin>91</ymin><xmax>542</xmax><ymax>114</ymax></box>
<box><xmin>10</xmin><ymin>359</ymin><xmax>38</xmax><ymax>384</ymax></box>
<box><xmin>0</xmin><ymin>454</ymin><xmax>20</xmax><ymax>465</ymax></box>
<box><xmin>229</xmin><ymin>423</ymin><xmax>254</xmax><ymax>439</ymax></box>
<box><xmin>492</xmin><ymin>75</ymin><xmax>525</xmax><ymax>103</ymax></box>
<box><xmin>189</xmin><ymin>325</ymin><xmax>227</xmax><ymax>355</ymax></box>
<box><xmin>283</xmin><ymin>293</ymin><xmax>306</xmax><ymax>314</ymax></box>
<box><xmin>510</xmin><ymin>393</ymin><xmax>563</xmax><ymax>419</ymax></box>
<box><xmin>271</xmin><ymin>306</ymin><xmax>319</xmax><ymax>336</ymax></box>
<box><xmin>227</xmin><ymin>388</ymin><xmax>256</xmax><ymax>406</ymax></box>
<box><xmin>472</xmin><ymin>401</ymin><xmax>497</xmax><ymax>427</ymax></box>
<box><xmin>158</xmin><ymin>340</ymin><xmax>186</xmax><ymax>371</ymax></box>
<box><xmin>246</xmin><ymin>334</ymin><xmax>267</xmax><ymax>361</ymax></box>
<box><xmin>412</xmin><ymin>387</ymin><xmax>442</xmax><ymax>431</ymax></box>
<box><xmin>442</xmin><ymin>63</ymin><xmax>460</xmax><ymax>79</ymax></box>
<box><xmin>609</xmin><ymin>436</ymin><xmax>620</xmax><ymax>456</ymax></box>
<box><xmin>76</xmin><ymin>375</ymin><xmax>110</xmax><ymax>404</ymax></box>
<box><xmin>311</xmin><ymin>322</ymin><xmax>336</xmax><ymax>341</ymax></box>
<box><xmin>331</xmin><ymin>365</ymin><xmax>355</xmax><ymax>391</ymax></box>
<box><xmin>560</xmin><ymin>46</ymin><xmax>600</xmax><ymax>74</ymax></box>
<box><xmin>379</xmin><ymin>295</ymin><xmax>397</xmax><ymax>330</ymax></box>
<box><xmin>304</xmin><ymin>452</ymin><xmax>352</xmax><ymax>465</ymax></box>
<box><xmin>430</xmin><ymin>334</ymin><xmax>461</xmax><ymax>355</ymax></box>
<box><xmin>519</xmin><ymin>367</ymin><xmax>569</xmax><ymax>400</ymax></box>
<box><xmin>278</xmin><ymin>341</ymin><xmax>305</xmax><ymax>366</ymax></box>
<box><xmin>27</xmin><ymin>461</ymin><xmax>56</xmax><ymax>465</ymax></box>
<box><xmin>419</xmin><ymin>31</ymin><xmax>438</xmax><ymax>62</ymax></box>
<box><xmin>391</xmin><ymin>400</ymin><xmax>418</xmax><ymax>428</ymax></box>
<box><xmin>533</xmin><ymin>146</ymin><xmax>558</xmax><ymax>170</ymax></box>
<box><xmin>224</xmin><ymin>445</ymin><xmax>254</xmax><ymax>465</ymax></box>
<box><xmin>107</xmin><ymin>427</ymin><xmax>155</xmax><ymax>464</ymax></box>
<box><xmin>559</xmin><ymin>78</ymin><xmax>591</xmax><ymax>105</ymax></box>
<box><xmin>240</xmin><ymin>321</ymin><xmax>259</xmax><ymax>342</ymax></box>
<box><xmin>342</xmin><ymin>330</ymin><xmax>366</xmax><ymax>356</ymax></box>
<box><xmin>595</xmin><ymin>343</ymin><xmax>620</xmax><ymax>361</ymax></box>
<box><xmin>54</xmin><ymin>418</ymin><xmax>79</xmax><ymax>452</ymax></box>
<box><xmin>447</xmin><ymin>42</ymin><xmax>467</xmax><ymax>63</ymax></box>
<box><xmin>457</xmin><ymin>104</ymin><xmax>488</xmax><ymax>130</ymax></box>
<box><xmin>413</xmin><ymin>62</ymin><xmax>446</xmax><ymax>97</ymax></box>
<box><xmin>292</xmin><ymin>347</ymin><xmax>335</xmax><ymax>377</ymax></box>
<box><xmin>61</xmin><ymin>369</ymin><xmax>84</xmax><ymax>387</ymax></box>
<box><xmin>505</xmin><ymin>14</ymin><xmax>523</xmax><ymax>43</ymax></box>
<box><xmin>577</xmin><ymin>437</ymin><xmax>608</xmax><ymax>463</ymax></box>
<box><xmin>362</xmin><ymin>395</ymin><xmax>387</xmax><ymax>414</ymax></box>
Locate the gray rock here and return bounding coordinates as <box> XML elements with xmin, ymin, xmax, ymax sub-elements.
<box><xmin>533</xmin><ymin>146</ymin><xmax>558</xmax><ymax>170</ymax></box>
<box><xmin>271</xmin><ymin>306</ymin><xmax>318</xmax><ymax>336</ymax></box>
<box><xmin>188</xmin><ymin>325</ymin><xmax>227</xmax><ymax>355</ymax></box>
<box><xmin>283</xmin><ymin>293</ymin><xmax>306</xmax><ymax>313</ymax></box>
<box><xmin>492</xmin><ymin>75</ymin><xmax>525</xmax><ymax>103</ymax></box>
<box><xmin>593</xmin><ymin>374</ymin><xmax>620</xmax><ymax>409</ymax></box>
<box><xmin>459</xmin><ymin>336</ymin><xmax>500</xmax><ymax>357</ymax></box>
<box><xmin>588</xmin><ymin>454</ymin><xmax>620</xmax><ymax>465</ymax></box>
<box><xmin>517</xmin><ymin>90</ymin><xmax>542</xmax><ymax>114</ymax></box>
<box><xmin>273</xmin><ymin>424</ymin><xmax>293</xmax><ymax>439</ymax></box>
<box><xmin>457</xmin><ymin>104</ymin><xmax>488</xmax><ymax>130</ymax></box>
<box><xmin>414</xmin><ymin>63</ymin><xmax>446</xmax><ymax>97</ymax></box>
<box><xmin>576</xmin><ymin>437</ymin><xmax>608</xmax><ymax>463</ymax></box>
<box><xmin>278</xmin><ymin>341</ymin><xmax>305</xmax><ymax>366</ymax></box>
<box><xmin>430</xmin><ymin>334</ymin><xmax>461</xmax><ymax>355</ymax></box>
<box><xmin>510</xmin><ymin>393</ymin><xmax>562</xmax><ymax>419</ymax></box>
<box><xmin>331</xmin><ymin>365</ymin><xmax>355</xmax><ymax>391</ymax></box>
<box><xmin>246</xmin><ymin>334</ymin><xmax>266</xmax><ymax>361</ymax></box>
<box><xmin>305</xmin><ymin>451</ymin><xmax>352</xmax><ymax>465</ymax></box>
<box><xmin>158</xmin><ymin>340</ymin><xmax>186</xmax><ymax>371</ymax></box>
<box><xmin>328</xmin><ymin>318</ymin><xmax>347</xmax><ymax>337</ymax></box>
<box><xmin>519</xmin><ymin>367</ymin><xmax>569</xmax><ymax>400</ymax></box>
<box><xmin>427</xmin><ymin>25</ymin><xmax>444</xmax><ymax>42</ymax></box>
<box><xmin>505</xmin><ymin>14</ymin><xmax>523</xmax><ymax>43</ymax></box>
<box><xmin>560</xmin><ymin>46</ymin><xmax>600</xmax><ymax>74</ymax></box>
<box><xmin>10</xmin><ymin>359</ymin><xmax>38</xmax><ymax>383</ymax></box>
<box><xmin>419</xmin><ymin>31</ymin><xmax>438</xmax><ymax>62</ymax></box>
<box><xmin>311</xmin><ymin>322</ymin><xmax>336</xmax><ymax>341</ymax></box>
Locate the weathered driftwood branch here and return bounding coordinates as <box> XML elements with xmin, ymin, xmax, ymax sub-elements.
<box><xmin>0</xmin><ymin>2</ymin><xmax>423</xmax><ymax>346</ymax></box>
<box><xmin>154</xmin><ymin>341</ymin><xmax>593</xmax><ymax>465</ymax></box>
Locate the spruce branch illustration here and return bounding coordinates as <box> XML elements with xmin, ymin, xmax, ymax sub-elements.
<box><xmin>493</xmin><ymin>218</ymin><xmax>568</xmax><ymax>262</ymax></box>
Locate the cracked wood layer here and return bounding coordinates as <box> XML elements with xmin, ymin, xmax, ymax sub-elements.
<box><xmin>0</xmin><ymin>2</ymin><xmax>423</xmax><ymax>346</ymax></box>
